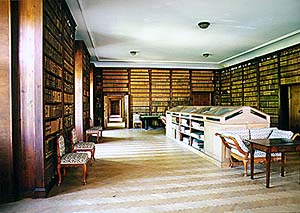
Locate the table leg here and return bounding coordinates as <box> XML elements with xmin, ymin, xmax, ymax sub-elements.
<box><xmin>250</xmin><ymin>143</ymin><xmax>254</xmax><ymax>179</ymax></box>
<box><xmin>281</xmin><ymin>152</ymin><xmax>285</xmax><ymax>177</ymax></box>
<box><xmin>266</xmin><ymin>152</ymin><xmax>271</xmax><ymax>188</ymax></box>
<box><xmin>145</xmin><ymin>120</ymin><xmax>148</xmax><ymax>130</ymax></box>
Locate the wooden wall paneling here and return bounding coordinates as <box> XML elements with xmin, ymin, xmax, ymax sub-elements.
<box><xmin>258</xmin><ymin>54</ymin><xmax>280</xmax><ymax>126</ymax></box>
<box><xmin>0</xmin><ymin>0</ymin><xmax>14</xmax><ymax>203</ymax></box>
<box><xmin>89</xmin><ymin>64</ymin><xmax>94</xmax><ymax>126</ymax></box>
<box><xmin>75</xmin><ymin>40</ymin><xmax>90</xmax><ymax>140</ymax></box>
<box><xmin>171</xmin><ymin>70</ymin><xmax>190</xmax><ymax>107</ymax></box>
<box><xmin>150</xmin><ymin>69</ymin><xmax>171</xmax><ymax>115</ymax></box>
<box><xmin>18</xmin><ymin>0</ymin><xmax>45</xmax><ymax>197</ymax></box>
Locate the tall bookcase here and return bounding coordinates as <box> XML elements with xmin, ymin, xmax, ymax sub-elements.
<box><xmin>171</xmin><ymin>70</ymin><xmax>191</xmax><ymax>107</ymax></box>
<box><xmin>62</xmin><ymin>2</ymin><xmax>76</xmax><ymax>150</ymax></box>
<box><xmin>150</xmin><ymin>69</ymin><xmax>170</xmax><ymax>115</ymax></box>
<box><xmin>258</xmin><ymin>54</ymin><xmax>279</xmax><ymax>126</ymax></box>
<box><xmin>130</xmin><ymin>69</ymin><xmax>150</xmax><ymax>114</ymax></box>
<box><xmin>243</xmin><ymin>62</ymin><xmax>258</xmax><ymax>108</ymax></box>
<box><xmin>16</xmin><ymin>0</ymin><xmax>76</xmax><ymax>197</ymax></box>
<box><xmin>94</xmin><ymin>67</ymin><xmax>103</xmax><ymax>126</ymax></box>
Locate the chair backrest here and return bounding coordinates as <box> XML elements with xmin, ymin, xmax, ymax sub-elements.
<box><xmin>133</xmin><ymin>113</ymin><xmax>141</xmax><ymax>121</ymax></box>
<box><xmin>160</xmin><ymin>116</ymin><xmax>167</xmax><ymax>126</ymax></box>
<box><xmin>57</xmin><ymin>135</ymin><xmax>65</xmax><ymax>158</ymax></box>
<box><xmin>71</xmin><ymin>128</ymin><xmax>78</xmax><ymax>145</ymax></box>
<box><xmin>215</xmin><ymin>133</ymin><xmax>248</xmax><ymax>156</ymax></box>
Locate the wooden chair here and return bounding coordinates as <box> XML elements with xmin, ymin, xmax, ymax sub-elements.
<box><xmin>160</xmin><ymin>116</ymin><xmax>167</xmax><ymax>127</ymax></box>
<box><xmin>71</xmin><ymin>128</ymin><xmax>96</xmax><ymax>162</ymax></box>
<box><xmin>56</xmin><ymin>135</ymin><xmax>89</xmax><ymax>185</ymax></box>
<box><xmin>85</xmin><ymin>118</ymin><xmax>103</xmax><ymax>142</ymax></box>
<box><xmin>133</xmin><ymin>113</ymin><xmax>142</xmax><ymax>129</ymax></box>
<box><xmin>215</xmin><ymin>133</ymin><xmax>281</xmax><ymax>176</ymax></box>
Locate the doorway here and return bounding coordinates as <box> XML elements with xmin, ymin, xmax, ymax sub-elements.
<box><xmin>103</xmin><ymin>94</ymin><xmax>129</xmax><ymax>129</ymax></box>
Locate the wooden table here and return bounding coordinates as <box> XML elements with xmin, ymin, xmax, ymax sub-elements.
<box><xmin>246</xmin><ymin>138</ymin><xmax>300</xmax><ymax>188</ymax></box>
<box><xmin>85</xmin><ymin>126</ymin><xmax>102</xmax><ymax>143</ymax></box>
<box><xmin>140</xmin><ymin>115</ymin><xmax>160</xmax><ymax>130</ymax></box>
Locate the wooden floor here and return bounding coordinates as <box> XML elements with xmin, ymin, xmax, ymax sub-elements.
<box><xmin>1</xmin><ymin>128</ymin><xmax>300</xmax><ymax>212</ymax></box>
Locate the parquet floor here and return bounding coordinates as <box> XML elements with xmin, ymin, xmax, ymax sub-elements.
<box><xmin>1</xmin><ymin>128</ymin><xmax>300</xmax><ymax>212</ymax></box>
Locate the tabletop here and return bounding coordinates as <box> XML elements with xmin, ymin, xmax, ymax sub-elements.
<box><xmin>246</xmin><ymin>138</ymin><xmax>300</xmax><ymax>147</ymax></box>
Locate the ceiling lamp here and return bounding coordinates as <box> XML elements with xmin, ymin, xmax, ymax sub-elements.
<box><xmin>129</xmin><ymin>50</ymin><xmax>139</xmax><ymax>56</ymax></box>
<box><xmin>202</xmin><ymin>52</ymin><xmax>212</xmax><ymax>58</ymax></box>
<box><xmin>198</xmin><ymin>21</ymin><xmax>210</xmax><ymax>29</ymax></box>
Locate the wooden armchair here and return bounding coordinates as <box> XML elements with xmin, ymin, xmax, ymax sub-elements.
<box><xmin>56</xmin><ymin>135</ymin><xmax>89</xmax><ymax>185</ymax></box>
<box><xmin>215</xmin><ymin>133</ymin><xmax>281</xmax><ymax>176</ymax></box>
<box><xmin>71</xmin><ymin>128</ymin><xmax>96</xmax><ymax>162</ymax></box>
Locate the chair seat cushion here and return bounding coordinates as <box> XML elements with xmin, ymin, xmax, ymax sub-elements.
<box><xmin>74</xmin><ymin>142</ymin><xmax>95</xmax><ymax>150</ymax></box>
<box><xmin>231</xmin><ymin>148</ymin><xmax>281</xmax><ymax>158</ymax></box>
<box><xmin>61</xmin><ymin>153</ymin><xmax>89</xmax><ymax>164</ymax></box>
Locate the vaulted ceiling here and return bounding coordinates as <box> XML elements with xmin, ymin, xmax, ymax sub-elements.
<box><xmin>66</xmin><ymin>0</ymin><xmax>300</xmax><ymax>69</ymax></box>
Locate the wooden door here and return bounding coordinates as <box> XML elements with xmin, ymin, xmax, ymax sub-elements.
<box><xmin>192</xmin><ymin>92</ymin><xmax>211</xmax><ymax>106</ymax></box>
<box><xmin>290</xmin><ymin>84</ymin><xmax>300</xmax><ymax>131</ymax></box>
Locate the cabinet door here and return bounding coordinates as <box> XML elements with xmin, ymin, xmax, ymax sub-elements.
<box><xmin>192</xmin><ymin>92</ymin><xmax>211</xmax><ymax>106</ymax></box>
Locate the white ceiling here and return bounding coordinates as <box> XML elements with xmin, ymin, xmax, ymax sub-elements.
<box><xmin>66</xmin><ymin>0</ymin><xmax>300</xmax><ymax>69</ymax></box>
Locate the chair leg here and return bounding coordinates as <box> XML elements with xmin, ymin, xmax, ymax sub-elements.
<box><xmin>82</xmin><ymin>164</ymin><xmax>87</xmax><ymax>185</ymax></box>
<box><xmin>63</xmin><ymin>167</ymin><xmax>67</xmax><ymax>177</ymax></box>
<box><xmin>229</xmin><ymin>155</ymin><xmax>234</xmax><ymax>168</ymax></box>
<box><xmin>57</xmin><ymin>165</ymin><xmax>62</xmax><ymax>186</ymax></box>
<box><xmin>243</xmin><ymin>160</ymin><xmax>249</xmax><ymax>176</ymax></box>
<box><xmin>92</xmin><ymin>148</ymin><xmax>95</xmax><ymax>161</ymax></box>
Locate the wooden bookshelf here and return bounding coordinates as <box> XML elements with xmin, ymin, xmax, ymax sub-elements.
<box><xmin>280</xmin><ymin>45</ymin><xmax>300</xmax><ymax>85</ymax></box>
<box><xmin>191</xmin><ymin>70</ymin><xmax>214</xmax><ymax>92</ymax></box>
<box><xmin>243</xmin><ymin>62</ymin><xmax>258</xmax><ymax>108</ymax></box>
<box><xmin>93</xmin><ymin>67</ymin><xmax>103</xmax><ymax>126</ymax></box>
<box><xmin>130</xmin><ymin>69</ymin><xmax>150</xmax><ymax>115</ymax></box>
<box><xmin>102</xmin><ymin>69</ymin><xmax>129</xmax><ymax>93</ymax></box>
<box><xmin>15</xmin><ymin>0</ymin><xmax>77</xmax><ymax>198</ymax></box>
<box><xmin>219</xmin><ymin>68</ymin><xmax>231</xmax><ymax>106</ymax></box>
<box><xmin>62</xmin><ymin>1</ymin><xmax>76</xmax><ymax>151</ymax></box>
<box><xmin>230</xmin><ymin>65</ymin><xmax>243</xmax><ymax>106</ymax></box>
<box><xmin>151</xmin><ymin>69</ymin><xmax>170</xmax><ymax>115</ymax></box>
<box><xmin>258</xmin><ymin>54</ymin><xmax>279</xmax><ymax>126</ymax></box>
<box><xmin>171</xmin><ymin>70</ymin><xmax>191</xmax><ymax>107</ymax></box>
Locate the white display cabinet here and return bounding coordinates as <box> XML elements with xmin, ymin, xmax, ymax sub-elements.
<box><xmin>166</xmin><ymin>106</ymin><xmax>270</xmax><ymax>166</ymax></box>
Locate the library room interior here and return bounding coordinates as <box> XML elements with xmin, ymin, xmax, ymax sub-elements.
<box><xmin>1</xmin><ymin>0</ymin><xmax>300</xmax><ymax>212</ymax></box>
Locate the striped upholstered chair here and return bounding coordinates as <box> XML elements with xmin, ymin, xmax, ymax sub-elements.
<box><xmin>71</xmin><ymin>128</ymin><xmax>96</xmax><ymax>162</ymax></box>
<box><xmin>56</xmin><ymin>135</ymin><xmax>89</xmax><ymax>185</ymax></box>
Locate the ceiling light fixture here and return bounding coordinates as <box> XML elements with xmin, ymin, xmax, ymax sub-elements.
<box><xmin>198</xmin><ymin>21</ymin><xmax>210</xmax><ymax>29</ymax></box>
<box><xmin>202</xmin><ymin>52</ymin><xmax>211</xmax><ymax>58</ymax></box>
<box><xmin>129</xmin><ymin>50</ymin><xmax>139</xmax><ymax>56</ymax></box>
